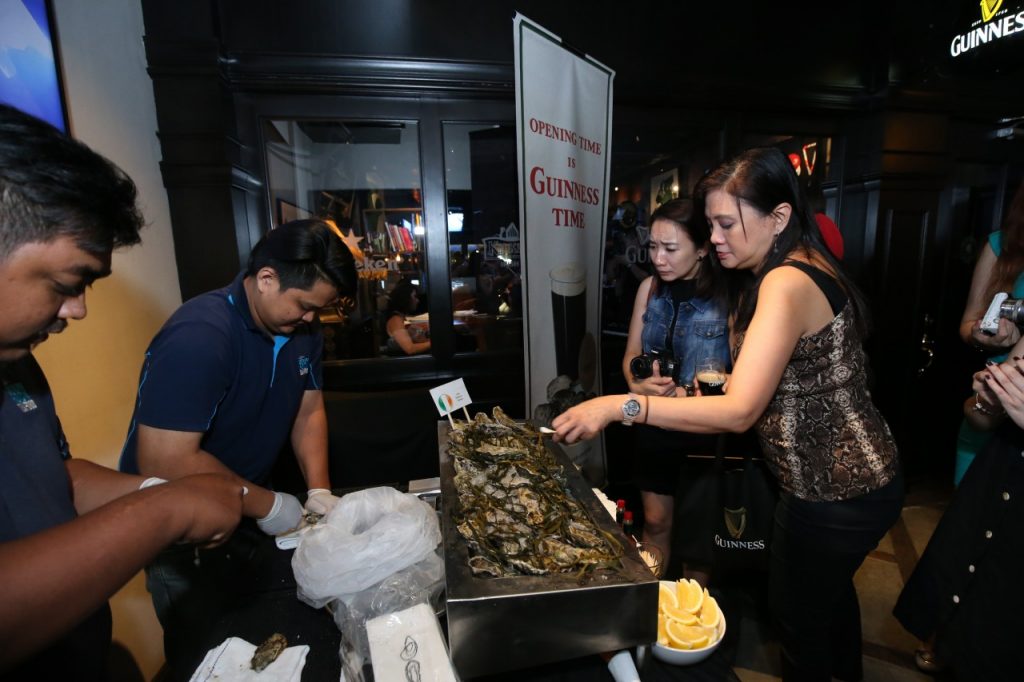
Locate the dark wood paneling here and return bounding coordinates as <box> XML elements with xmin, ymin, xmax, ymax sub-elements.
<box><xmin>868</xmin><ymin>201</ymin><xmax>938</xmax><ymax>477</ymax></box>
<box><xmin>161</xmin><ymin>182</ymin><xmax>241</xmax><ymax>301</ymax></box>
<box><xmin>212</xmin><ymin>0</ymin><xmax>874</xmax><ymax>104</ymax></box>
<box><xmin>321</xmin><ymin>349</ymin><xmax>526</xmax><ymax>418</ymax></box>
<box><xmin>223</xmin><ymin>55</ymin><xmax>514</xmax><ymax>97</ymax></box>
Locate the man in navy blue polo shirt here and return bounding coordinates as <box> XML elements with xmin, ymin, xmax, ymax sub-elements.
<box><xmin>0</xmin><ymin>105</ymin><xmax>245</xmax><ymax>679</ymax></box>
<box><xmin>119</xmin><ymin>219</ymin><xmax>356</xmax><ymax>672</ymax></box>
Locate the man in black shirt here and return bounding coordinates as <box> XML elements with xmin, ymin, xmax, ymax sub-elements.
<box><xmin>0</xmin><ymin>104</ymin><xmax>245</xmax><ymax>679</ymax></box>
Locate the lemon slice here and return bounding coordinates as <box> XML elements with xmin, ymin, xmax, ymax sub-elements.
<box><xmin>666</xmin><ymin>621</ymin><xmax>709</xmax><ymax>650</ymax></box>
<box><xmin>664</xmin><ymin>606</ymin><xmax>698</xmax><ymax>625</ymax></box>
<box><xmin>676</xmin><ymin>578</ymin><xmax>704</xmax><ymax>614</ymax></box>
<box><xmin>657</xmin><ymin>613</ymin><xmax>669</xmax><ymax>646</ymax></box>
<box><xmin>659</xmin><ymin>582</ymin><xmax>679</xmax><ymax>612</ymax></box>
<box><xmin>699</xmin><ymin>591</ymin><xmax>720</xmax><ymax>630</ymax></box>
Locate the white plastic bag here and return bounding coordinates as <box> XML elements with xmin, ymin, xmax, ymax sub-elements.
<box><xmin>292</xmin><ymin>486</ymin><xmax>441</xmax><ymax>608</ymax></box>
<box><xmin>292</xmin><ymin>487</ymin><xmax>445</xmax><ymax>681</ymax></box>
<box><xmin>331</xmin><ymin>552</ymin><xmax>446</xmax><ymax>682</ymax></box>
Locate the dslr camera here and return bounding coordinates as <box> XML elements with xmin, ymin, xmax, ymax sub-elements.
<box><xmin>630</xmin><ymin>348</ymin><xmax>680</xmax><ymax>384</ymax></box>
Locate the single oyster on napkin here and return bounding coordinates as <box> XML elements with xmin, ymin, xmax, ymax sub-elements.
<box><xmin>250</xmin><ymin>633</ymin><xmax>288</xmax><ymax>672</ymax></box>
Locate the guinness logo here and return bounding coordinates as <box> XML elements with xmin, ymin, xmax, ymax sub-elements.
<box><xmin>949</xmin><ymin>0</ymin><xmax>1024</xmax><ymax>58</ymax></box>
<box><xmin>724</xmin><ymin>506</ymin><xmax>747</xmax><ymax>539</ymax></box>
<box><xmin>982</xmin><ymin>0</ymin><xmax>1004</xmax><ymax>22</ymax></box>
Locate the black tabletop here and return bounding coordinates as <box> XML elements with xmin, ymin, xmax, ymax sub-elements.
<box><xmin>475</xmin><ymin>586</ymin><xmax>741</xmax><ymax>682</ymax></box>
<box><xmin>173</xmin><ymin>534</ymin><xmax>739</xmax><ymax>681</ymax></box>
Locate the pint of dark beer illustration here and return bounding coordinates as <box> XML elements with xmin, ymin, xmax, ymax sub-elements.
<box><xmin>550</xmin><ymin>263</ymin><xmax>587</xmax><ymax>380</ymax></box>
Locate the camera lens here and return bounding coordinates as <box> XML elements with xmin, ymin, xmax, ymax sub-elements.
<box><xmin>999</xmin><ymin>298</ymin><xmax>1024</xmax><ymax>326</ymax></box>
<box><xmin>630</xmin><ymin>355</ymin><xmax>654</xmax><ymax>379</ymax></box>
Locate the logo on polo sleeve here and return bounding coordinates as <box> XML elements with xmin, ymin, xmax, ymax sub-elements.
<box><xmin>4</xmin><ymin>382</ymin><xmax>37</xmax><ymax>413</ymax></box>
<box><xmin>298</xmin><ymin>356</ymin><xmax>310</xmax><ymax>376</ymax></box>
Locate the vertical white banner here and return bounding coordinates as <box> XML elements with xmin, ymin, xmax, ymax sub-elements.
<box><xmin>514</xmin><ymin>14</ymin><xmax>614</xmax><ymax>418</ymax></box>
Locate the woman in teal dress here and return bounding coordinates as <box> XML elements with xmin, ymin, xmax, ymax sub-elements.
<box><xmin>956</xmin><ymin>183</ymin><xmax>1024</xmax><ymax>485</ymax></box>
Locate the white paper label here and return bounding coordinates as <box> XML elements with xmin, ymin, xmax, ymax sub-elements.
<box><xmin>429</xmin><ymin>378</ymin><xmax>472</xmax><ymax>416</ymax></box>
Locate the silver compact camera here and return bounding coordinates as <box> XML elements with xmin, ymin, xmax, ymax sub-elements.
<box><xmin>981</xmin><ymin>292</ymin><xmax>1009</xmax><ymax>333</ymax></box>
<box><xmin>1000</xmin><ymin>297</ymin><xmax>1024</xmax><ymax>326</ymax></box>
<box><xmin>982</xmin><ymin>292</ymin><xmax>1024</xmax><ymax>333</ymax></box>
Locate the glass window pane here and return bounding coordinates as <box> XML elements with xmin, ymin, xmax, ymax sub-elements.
<box><xmin>739</xmin><ymin>133</ymin><xmax>834</xmax><ymax>185</ymax></box>
<box><xmin>263</xmin><ymin>118</ymin><xmax>426</xmax><ymax>360</ymax></box>
<box><xmin>443</xmin><ymin>122</ymin><xmax>522</xmax><ymax>354</ymax></box>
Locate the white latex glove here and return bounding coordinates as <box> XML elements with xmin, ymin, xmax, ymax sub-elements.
<box><xmin>139</xmin><ymin>476</ymin><xmax>168</xmax><ymax>489</ymax></box>
<box><xmin>256</xmin><ymin>492</ymin><xmax>303</xmax><ymax>536</ymax></box>
<box><xmin>304</xmin><ymin>488</ymin><xmax>340</xmax><ymax>515</ymax></box>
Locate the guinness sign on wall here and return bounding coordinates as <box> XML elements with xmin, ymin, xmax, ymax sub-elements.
<box><xmin>946</xmin><ymin>0</ymin><xmax>1024</xmax><ymax>71</ymax></box>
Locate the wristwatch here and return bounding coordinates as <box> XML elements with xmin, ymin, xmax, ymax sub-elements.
<box><xmin>621</xmin><ymin>395</ymin><xmax>642</xmax><ymax>426</ymax></box>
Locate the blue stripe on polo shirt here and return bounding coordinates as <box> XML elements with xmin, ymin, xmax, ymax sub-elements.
<box><xmin>229</xmin><ymin>292</ymin><xmax>292</xmax><ymax>387</ymax></box>
<box><xmin>271</xmin><ymin>335</ymin><xmax>290</xmax><ymax>387</ymax></box>
<box><xmin>119</xmin><ymin>351</ymin><xmax>152</xmax><ymax>469</ymax></box>
<box><xmin>205</xmin><ymin>399</ymin><xmax>222</xmax><ymax>429</ymax></box>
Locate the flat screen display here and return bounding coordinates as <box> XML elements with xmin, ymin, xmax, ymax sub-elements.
<box><xmin>447</xmin><ymin>209</ymin><xmax>464</xmax><ymax>232</ymax></box>
<box><xmin>0</xmin><ymin>0</ymin><xmax>68</xmax><ymax>132</ymax></box>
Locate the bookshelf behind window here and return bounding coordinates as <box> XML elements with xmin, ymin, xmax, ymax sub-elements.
<box><xmin>362</xmin><ymin>208</ymin><xmax>424</xmax><ymax>255</ymax></box>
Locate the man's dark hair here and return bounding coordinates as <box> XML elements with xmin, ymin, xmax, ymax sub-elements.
<box><xmin>247</xmin><ymin>219</ymin><xmax>357</xmax><ymax>296</ymax></box>
<box><xmin>0</xmin><ymin>104</ymin><xmax>143</xmax><ymax>260</ymax></box>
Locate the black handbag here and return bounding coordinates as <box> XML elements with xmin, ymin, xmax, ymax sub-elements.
<box><xmin>674</xmin><ymin>437</ymin><xmax>778</xmax><ymax>573</ymax></box>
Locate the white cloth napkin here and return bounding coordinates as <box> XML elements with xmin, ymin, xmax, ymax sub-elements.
<box><xmin>189</xmin><ymin>636</ymin><xmax>309</xmax><ymax>682</ymax></box>
<box><xmin>366</xmin><ymin>603</ymin><xmax>458</xmax><ymax>682</ymax></box>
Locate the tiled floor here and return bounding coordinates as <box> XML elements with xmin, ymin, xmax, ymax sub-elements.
<box><xmin>718</xmin><ymin>479</ymin><xmax>953</xmax><ymax>681</ymax></box>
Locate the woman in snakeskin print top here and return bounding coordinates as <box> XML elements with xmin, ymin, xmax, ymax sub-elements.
<box><xmin>555</xmin><ymin>148</ymin><xmax>903</xmax><ymax>681</ymax></box>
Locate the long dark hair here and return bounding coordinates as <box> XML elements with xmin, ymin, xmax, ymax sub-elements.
<box><xmin>984</xmin><ymin>181</ymin><xmax>1024</xmax><ymax>303</ymax></box>
<box><xmin>387</xmin><ymin>279</ymin><xmax>420</xmax><ymax>316</ymax></box>
<box><xmin>647</xmin><ymin>198</ymin><xmax>721</xmax><ymax>301</ymax></box>
<box><xmin>695</xmin><ymin>147</ymin><xmax>868</xmax><ymax>334</ymax></box>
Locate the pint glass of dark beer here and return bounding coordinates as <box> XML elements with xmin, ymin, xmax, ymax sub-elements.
<box><xmin>695</xmin><ymin>358</ymin><xmax>726</xmax><ymax>396</ymax></box>
<box><xmin>550</xmin><ymin>263</ymin><xmax>586</xmax><ymax>380</ymax></box>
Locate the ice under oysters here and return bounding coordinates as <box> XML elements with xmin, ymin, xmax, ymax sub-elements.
<box><xmin>447</xmin><ymin>408</ymin><xmax>622</xmax><ymax>578</ymax></box>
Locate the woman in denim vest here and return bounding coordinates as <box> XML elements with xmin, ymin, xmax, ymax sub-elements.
<box><xmin>621</xmin><ymin>198</ymin><xmax>730</xmax><ymax>578</ymax></box>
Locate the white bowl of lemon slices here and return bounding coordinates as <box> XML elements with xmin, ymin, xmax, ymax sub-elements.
<box><xmin>651</xmin><ymin>579</ymin><xmax>726</xmax><ymax>665</ymax></box>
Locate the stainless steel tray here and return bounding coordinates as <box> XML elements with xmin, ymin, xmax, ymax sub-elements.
<box><xmin>437</xmin><ymin>423</ymin><xmax>658</xmax><ymax>678</ymax></box>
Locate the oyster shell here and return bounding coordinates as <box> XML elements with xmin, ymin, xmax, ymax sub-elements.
<box><xmin>449</xmin><ymin>408</ymin><xmax>622</xmax><ymax>578</ymax></box>
<box><xmin>250</xmin><ymin>632</ymin><xmax>288</xmax><ymax>672</ymax></box>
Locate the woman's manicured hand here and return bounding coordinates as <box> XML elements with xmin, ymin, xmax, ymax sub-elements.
<box><xmin>552</xmin><ymin>395</ymin><xmax>622</xmax><ymax>443</ymax></box>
